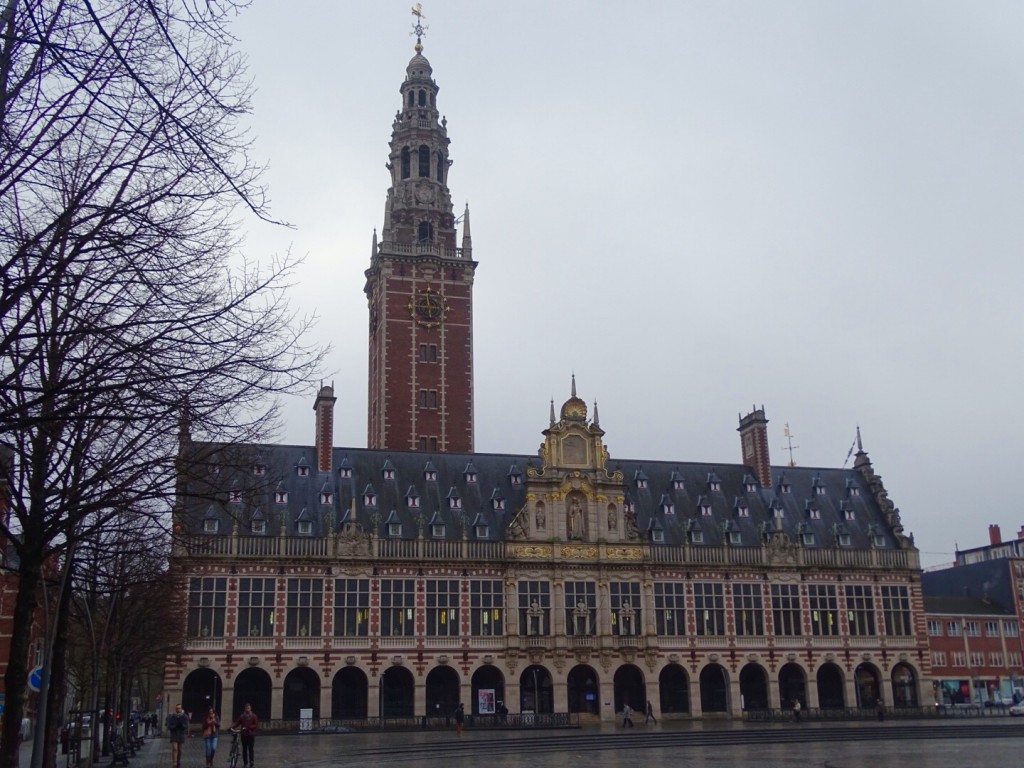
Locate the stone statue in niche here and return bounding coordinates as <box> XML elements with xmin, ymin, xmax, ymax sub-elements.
<box><xmin>568</xmin><ymin>497</ymin><xmax>585</xmax><ymax>540</ymax></box>
<box><xmin>608</xmin><ymin>506</ymin><xmax>618</xmax><ymax>532</ymax></box>
<box><xmin>535</xmin><ymin>503</ymin><xmax>546</xmax><ymax>529</ymax></box>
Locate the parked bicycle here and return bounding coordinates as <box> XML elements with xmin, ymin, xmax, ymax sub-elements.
<box><xmin>227</xmin><ymin>728</ymin><xmax>241</xmax><ymax>768</ymax></box>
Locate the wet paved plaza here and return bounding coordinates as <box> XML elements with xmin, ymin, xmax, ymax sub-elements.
<box><xmin>111</xmin><ymin>719</ymin><xmax>1024</xmax><ymax>768</ymax></box>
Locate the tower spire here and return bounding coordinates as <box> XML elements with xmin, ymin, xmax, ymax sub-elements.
<box><xmin>411</xmin><ymin>3</ymin><xmax>428</xmax><ymax>53</ymax></box>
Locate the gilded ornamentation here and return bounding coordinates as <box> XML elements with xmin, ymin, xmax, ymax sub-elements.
<box><xmin>562</xmin><ymin>546</ymin><xmax>598</xmax><ymax>559</ymax></box>
<box><xmin>511</xmin><ymin>545</ymin><xmax>554</xmax><ymax>559</ymax></box>
<box><xmin>606</xmin><ymin>547</ymin><xmax>643</xmax><ymax>561</ymax></box>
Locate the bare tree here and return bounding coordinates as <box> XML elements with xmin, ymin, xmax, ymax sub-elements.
<box><xmin>0</xmin><ymin>3</ymin><xmax>323</xmax><ymax>766</ymax></box>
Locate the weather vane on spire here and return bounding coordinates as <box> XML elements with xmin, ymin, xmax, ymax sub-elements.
<box><xmin>411</xmin><ymin>4</ymin><xmax>429</xmax><ymax>53</ymax></box>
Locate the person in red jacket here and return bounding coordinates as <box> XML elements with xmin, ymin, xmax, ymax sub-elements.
<box><xmin>231</xmin><ymin>703</ymin><xmax>258</xmax><ymax>768</ymax></box>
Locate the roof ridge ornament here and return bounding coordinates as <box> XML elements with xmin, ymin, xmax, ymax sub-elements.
<box><xmin>411</xmin><ymin>3</ymin><xmax>429</xmax><ymax>53</ymax></box>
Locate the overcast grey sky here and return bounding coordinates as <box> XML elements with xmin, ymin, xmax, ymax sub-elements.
<box><xmin>230</xmin><ymin>1</ymin><xmax>1024</xmax><ymax>568</ymax></box>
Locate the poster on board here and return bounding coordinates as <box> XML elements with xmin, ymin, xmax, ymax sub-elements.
<box><xmin>478</xmin><ymin>689</ymin><xmax>495</xmax><ymax>714</ymax></box>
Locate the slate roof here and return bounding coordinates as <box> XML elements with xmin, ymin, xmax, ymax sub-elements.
<box><xmin>183</xmin><ymin>442</ymin><xmax>899</xmax><ymax>551</ymax></box>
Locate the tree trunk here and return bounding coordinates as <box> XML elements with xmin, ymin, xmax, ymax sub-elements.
<box><xmin>0</xmin><ymin>558</ymin><xmax>41</xmax><ymax>768</ymax></box>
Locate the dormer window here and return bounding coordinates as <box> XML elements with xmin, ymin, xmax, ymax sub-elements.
<box><xmin>691</xmin><ymin>530</ymin><xmax>705</xmax><ymax>544</ymax></box>
<box><xmin>707</xmin><ymin>473</ymin><xmax>721</xmax><ymax>492</ymax></box>
<box><xmin>383</xmin><ymin>468</ymin><xmax>395</xmax><ymax>481</ymax></box>
<box><xmin>432</xmin><ymin>523</ymin><xmax>445</xmax><ymax>538</ymax></box>
<box><xmin>637</xmin><ymin>478</ymin><xmax>648</xmax><ymax>490</ymax></box>
<box><xmin>735</xmin><ymin>500</ymin><xmax>750</xmax><ymax>518</ymax></box>
<box><xmin>493</xmin><ymin>496</ymin><xmax>505</xmax><ymax>511</ymax></box>
<box><xmin>275</xmin><ymin>489</ymin><xmax>288</xmax><ymax>504</ymax></box>
<box><xmin>340</xmin><ymin>466</ymin><xmax>352</xmax><ymax>479</ymax></box>
<box><xmin>203</xmin><ymin>518</ymin><xmax>219</xmax><ymax>533</ymax></box>
<box><xmin>229</xmin><ymin>490</ymin><xmax>242</xmax><ymax>504</ymax></box>
<box><xmin>624</xmin><ymin>500</ymin><xmax>634</xmax><ymax>514</ymax></box>
<box><xmin>801</xmin><ymin>531</ymin><xmax>816</xmax><ymax>546</ymax></box>
<box><xmin>815</xmin><ymin>485</ymin><xmax>826</xmax><ymax>496</ymax></box>
<box><xmin>780</xmin><ymin>482</ymin><xmax>791</xmax><ymax>494</ymax></box>
<box><xmin>838</xmin><ymin>532</ymin><xmax>851</xmax><ymax>546</ymax></box>
<box><xmin>872</xmin><ymin>532</ymin><xmax>885</xmax><ymax>547</ymax></box>
<box><xmin>510</xmin><ymin>471</ymin><xmax>522</xmax><ymax>486</ymax></box>
<box><xmin>449</xmin><ymin>496</ymin><xmax>462</xmax><ymax>510</ymax></box>
<box><xmin>253</xmin><ymin>463</ymin><xmax>266</xmax><ymax>476</ymax></box>
<box><xmin>297</xmin><ymin>521</ymin><xmax>312</xmax><ymax>535</ymax></box>
<box><xmin>729</xmin><ymin>530</ymin><xmax>742</xmax><ymax>545</ymax></box>
<box><xmin>364</xmin><ymin>492</ymin><xmax>377</xmax><ymax>507</ymax></box>
<box><xmin>660</xmin><ymin>495</ymin><xmax>675</xmax><ymax>516</ymax></box>
<box><xmin>297</xmin><ymin>465</ymin><xmax>310</xmax><ymax>477</ymax></box>
<box><xmin>807</xmin><ymin>505</ymin><xmax>821</xmax><ymax>520</ymax></box>
<box><xmin>475</xmin><ymin>523</ymin><xmax>489</xmax><ymax>538</ymax></box>
<box><xmin>389</xmin><ymin>521</ymin><xmax>402</xmax><ymax>537</ymax></box>
<box><xmin>425</xmin><ymin>469</ymin><xmax>437</xmax><ymax>482</ymax></box>
<box><xmin>464</xmin><ymin>464</ymin><xmax>478</xmax><ymax>484</ymax></box>
<box><xmin>745</xmin><ymin>481</ymin><xmax>758</xmax><ymax>493</ymax></box>
<box><xmin>699</xmin><ymin>498</ymin><xmax>712</xmax><ymax>517</ymax></box>
<box><xmin>252</xmin><ymin>520</ymin><xmax>266</xmax><ymax>535</ymax></box>
<box><xmin>651</xmin><ymin>529</ymin><xmax>665</xmax><ymax>543</ymax></box>
<box><xmin>849</xmin><ymin>486</ymin><xmax>860</xmax><ymax>497</ymax></box>
<box><xmin>320</xmin><ymin>492</ymin><xmax>333</xmax><ymax>506</ymax></box>
<box><xmin>673</xmin><ymin>479</ymin><xmax>684</xmax><ymax>491</ymax></box>
<box><xmin>773</xmin><ymin>505</ymin><xmax>785</xmax><ymax>520</ymax></box>
<box><xmin>407</xmin><ymin>493</ymin><xmax>420</xmax><ymax>509</ymax></box>
<box><xmin>845</xmin><ymin>509</ymin><xmax>855</xmax><ymax>521</ymax></box>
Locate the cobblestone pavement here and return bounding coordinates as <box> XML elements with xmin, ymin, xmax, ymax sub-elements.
<box><xmin>58</xmin><ymin>719</ymin><xmax>1024</xmax><ymax>768</ymax></box>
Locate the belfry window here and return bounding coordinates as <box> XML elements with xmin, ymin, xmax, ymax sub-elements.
<box><xmin>436</xmin><ymin>152</ymin><xmax>445</xmax><ymax>182</ymax></box>
<box><xmin>418</xmin><ymin>89</ymin><xmax>426</xmax><ymax>107</ymax></box>
<box><xmin>418</xmin><ymin>221</ymin><xmax>434</xmax><ymax>244</ymax></box>
<box><xmin>407</xmin><ymin>91</ymin><xmax>414</xmax><ymax>108</ymax></box>
<box><xmin>418</xmin><ymin>145</ymin><xmax>430</xmax><ymax>177</ymax></box>
<box><xmin>401</xmin><ymin>147</ymin><xmax>410</xmax><ymax>179</ymax></box>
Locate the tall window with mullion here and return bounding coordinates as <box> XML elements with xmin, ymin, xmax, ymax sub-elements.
<box><xmin>654</xmin><ymin>582</ymin><xmax>686</xmax><ymax>636</ymax></box>
<box><xmin>334</xmin><ymin>578</ymin><xmax>370</xmax><ymax>636</ymax></box>
<box><xmin>610</xmin><ymin>582</ymin><xmax>641</xmax><ymax>636</ymax></box>
<box><xmin>733</xmin><ymin>583</ymin><xmax>764</xmax><ymax>636</ymax></box>
<box><xmin>427</xmin><ymin>579</ymin><xmax>460</xmax><ymax>636</ymax></box>
<box><xmin>518</xmin><ymin>580</ymin><xmax>551</xmax><ymax>636</ymax></box>
<box><xmin>188</xmin><ymin>577</ymin><xmax>226</xmax><ymax>637</ymax></box>
<box><xmin>844</xmin><ymin>585</ymin><xmax>876</xmax><ymax>636</ymax></box>
<box><xmin>881</xmin><ymin>585</ymin><xmax>912</xmax><ymax>636</ymax></box>
<box><xmin>770</xmin><ymin>584</ymin><xmax>802</xmax><ymax>636</ymax></box>
<box><xmin>694</xmin><ymin>582</ymin><xmax>725</xmax><ymax>636</ymax></box>
<box><xmin>286</xmin><ymin>578</ymin><xmax>323</xmax><ymax>637</ymax></box>
<box><xmin>470</xmin><ymin>579</ymin><xmax>503</xmax><ymax>636</ymax></box>
<box><xmin>808</xmin><ymin>584</ymin><xmax>839</xmax><ymax>636</ymax></box>
<box><xmin>381</xmin><ymin>578</ymin><xmax>416</xmax><ymax>636</ymax></box>
<box><xmin>564</xmin><ymin>581</ymin><xmax>596</xmax><ymax>636</ymax></box>
<box><xmin>237</xmin><ymin>577</ymin><xmax>276</xmax><ymax>637</ymax></box>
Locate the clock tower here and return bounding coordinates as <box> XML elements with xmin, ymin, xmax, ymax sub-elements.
<box><xmin>364</xmin><ymin>16</ymin><xmax>476</xmax><ymax>453</ymax></box>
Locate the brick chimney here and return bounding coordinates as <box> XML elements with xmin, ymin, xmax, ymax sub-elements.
<box><xmin>314</xmin><ymin>383</ymin><xmax>337</xmax><ymax>474</ymax></box>
<box><xmin>738</xmin><ymin>406</ymin><xmax>771</xmax><ymax>489</ymax></box>
<box><xmin>989</xmin><ymin>524</ymin><xmax>1002</xmax><ymax>545</ymax></box>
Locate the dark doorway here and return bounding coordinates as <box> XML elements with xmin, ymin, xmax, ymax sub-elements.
<box><xmin>739</xmin><ymin>664</ymin><xmax>768</xmax><ymax>710</ymax></box>
<box><xmin>519</xmin><ymin>666</ymin><xmax>553</xmax><ymax>714</ymax></box>
<box><xmin>567</xmin><ymin>665</ymin><xmax>599</xmax><ymax>714</ymax></box>
<box><xmin>816</xmin><ymin>663</ymin><xmax>845</xmax><ymax>709</ymax></box>
<box><xmin>855</xmin><ymin>664</ymin><xmax>880</xmax><ymax>708</ymax></box>
<box><xmin>699</xmin><ymin>664</ymin><xmax>728</xmax><ymax>713</ymax></box>
<box><xmin>778</xmin><ymin>663</ymin><xmax>806</xmax><ymax>709</ymax></box>
<box><xmin>659</xmin><ymin>665</ymin><xmax>689</xmax><ymax>714</ymax></box>
<box><xmin>182</xmin><ymin>668</ymin><xmax>221</xmax><ymax>723</ymax></box>
<box><xmin>425</xmin><ymin>666</ymin><xmax>460</xmax><ymax>718</ymax></box>
<box><xmin>331</xmin><ymin>667</ymin><xmax>368</xmax><ymax>719</ymax></box>
<box><xmin>613</xmin><ymin>664</ymin><xmax>646</xmax><ymax>713</ymax></box>
<box><xmin>472</xmin><ymin>665</ymin><xmax>505</xmax><ymax>716</ymax></box>
<box><xmin>282</xmin><ymin>667</ymin><xmax>320</xmax><ymax>720</ymax></box>
<box><xmin>891</xmin><ymin>663</ymin><xmax>918</xmax><ymax>708</ymax></box>
<box><xmin>381</xmin><ymin>666</ymin><xmax>415</xmax><ymax>717</ymax></box>
<box><xmin>232</xmin><ymin>667</ymin><xmax>272</xmax><ymax>722</ymax></box>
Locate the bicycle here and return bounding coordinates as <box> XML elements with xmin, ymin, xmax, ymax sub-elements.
<box><xmin>227</xmin><ymin>728</ymin><xmax>241</xmax><ymax>768</ymax></box>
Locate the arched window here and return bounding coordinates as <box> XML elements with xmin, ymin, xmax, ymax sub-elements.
<box><xmin>400</xmin><ymin>147</ymin><xmax>411</xmax><ymax>179</ymax></box>
<box><xmin>418</xmin><ymin>89</ymin><xmax>426</xmax><ymax>107</ymax></box>
<box><xmin>418</xmin><ymin>145</ymin><xmax>430</xmax><ymax>177</ymax></box>
<box><xmin>418</xmin><ymin>221</ymin><xmax>434</xmax><ymax>244</ymax></box>
<box><xmin>436</xmin><ymin>152</ymin><xmax>445</xmax><ymax>182</ymax></box>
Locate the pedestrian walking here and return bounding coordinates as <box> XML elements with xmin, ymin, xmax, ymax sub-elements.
<box><xmin>792</xmin><ymin>698</ymin><xmax>801</xmax><ymax>722</ymax></box>
<box><xmin>622</xmin><ymin>703</ymin><xmax>633</xmax><ymax>727</ymax></box>
<box><xmin>645</xmin><ymin>700</ymin><xmax>656</xmax><ymax>724</ymax></box>
<box><xmin>876</xmin><ymin>698</ymin><xmax>885</xmax><ymax>721</ymax></box>
<box><xmin>166</xmin><ymin>704</ymin><xmax>190</xmax><ymax>768</ymax></box>
<box><xmin>232</xmin><ymin>703</ymin><xmax>259</xmax><ymax>768</ymax></box>
<box><xmin>454</xmin><ymin>702</ymin><xmax>465</xmax><ymax>735</ymax></box>
<box><xmin>202</xmin><ymin>707</ymin><xmax>220</xmax><ymax>768</ymax></box>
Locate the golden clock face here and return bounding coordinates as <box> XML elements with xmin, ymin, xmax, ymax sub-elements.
<box><xmin>409</xmin><ymin>289</ymin><xmax>448</xmax><ymax>328</ymax></box>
